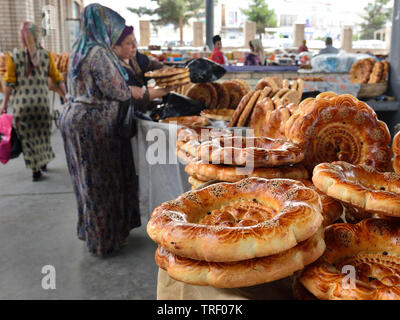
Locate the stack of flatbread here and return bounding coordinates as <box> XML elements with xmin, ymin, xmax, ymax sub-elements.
<box><xmin>177</xmin><ymin>79</ymin><xmax>251</xmax><ymax>110</ymax></box>
<box><xmin>145</xmin><ymin>67</ymin><xmax>190</xmax><ymax>88</ymax></box>
<box><xmin>175</xmin><ymin>126</ymin><xmax>309</xmax><ymax>191</ymax></box>
<box><xmin>228</xmin><ymin>77</ymin><xmax>304</xmax><ymax>139</ymax></box>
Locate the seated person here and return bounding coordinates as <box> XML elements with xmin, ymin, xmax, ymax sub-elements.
<box><xmin>318</xmin><ymin>37</ymin><xmax>339</xmax><ymax>55</ymax></box>
<box><xmin>298</xmin><ymin>40</ymin><xmax>308</xmax><ymax>53</ymax></box>
<box><xmin>244</xmin><ymin>39</ymin><xmax>265</xmax><ymax>66</ymax></box>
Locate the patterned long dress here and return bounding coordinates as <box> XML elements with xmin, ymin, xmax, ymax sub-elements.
<box><xmin>6</xmin><ymin>48</ymin><xmax>56</xmax><ymax>171</ymax></box>
<box><xmin>60</xmin><ymin>46</ymin><xmax>141</xmax><ymax>256</ymax></box>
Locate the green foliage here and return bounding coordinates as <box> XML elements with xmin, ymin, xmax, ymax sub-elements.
<box><xmin>359</xmin><ymin>0</ymin><xmax>393</xmax><ymax>40</ymax></box>
<box><xmin>241</xmin><ymin>0</ymin><xmax>277</xmax><ymax>36</ymax></box>
<box><xmin>127</xmin><ymin>0</ymin><xmax>205</xmax><ymax>29</ymax></box>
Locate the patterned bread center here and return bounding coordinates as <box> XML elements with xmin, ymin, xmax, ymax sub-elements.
<box><xmin>314</xmin><ymin>123</ymin><xmax>362</xmax><ymax>164</ymax></box>
<box><xmin>337</xmin><ymin>254</ymin><xmax>400</xmax><ymax>288</ymax></box>
<box><xmin>198</xmin><ymin>199</ymin><xmax>278</xmax><ymax>227</ymax></box>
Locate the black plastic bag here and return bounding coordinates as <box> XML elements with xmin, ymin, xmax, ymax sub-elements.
<box><xmin>186</xmin><ymin>58</ymin><xmax>226</xmax><ymax>83</ymax></box>
<box><xmin>9</xmin><ymin>127</ymin><xmax>22</xmax><ymax>159</ymax></box>
<box><xmin>150</xmin><ymin>92</ymin><xmax>206</xmax><ymax>121</ymax></box>
<box><xmin>117</xmin><ymin>98</ymin><xmax>137</xmax><ymax>139</ymax></box>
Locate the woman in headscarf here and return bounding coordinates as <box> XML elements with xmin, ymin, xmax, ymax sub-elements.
<box><xmin>113</xmin><ymin>27</ymin><xmax>177</xmax><ymax>112</ymax></box>
<box><xmin>59</xmin><ymin>4</ymin><xmax>142</xmax><ymax>256</ymax></box>
<box><xmin>244</xmin><ymin>39</ymin><xmax>266</xmax><ymax>66</ymax></box>
<box><xmin>1</xmin><ymin>22</ymin><xmax>66</xmax><ymax>181</ymax></box>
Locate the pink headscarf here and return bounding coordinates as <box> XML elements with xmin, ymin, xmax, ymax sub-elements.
<box><xmin>20</xmin><ymin>22</ymin><xmax>41</xmax><ymax>77</ymax></box>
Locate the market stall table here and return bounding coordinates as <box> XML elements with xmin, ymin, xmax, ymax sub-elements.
<box><xmin>131</xmin><ymin>119</ymin><xmax>191</xmax><ymax>218</ymax></box>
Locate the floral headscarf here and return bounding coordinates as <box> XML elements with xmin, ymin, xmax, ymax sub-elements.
<box><xmin>20</xmin><ymin>22</ymin><xmax>41</xmax><ymax>78</ymax></box>
<box><xmin>70</xmin><ymin>3</ymin><xmax>128</xmax><ymax>80</ymax></box>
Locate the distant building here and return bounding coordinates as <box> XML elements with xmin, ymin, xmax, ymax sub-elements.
<box><xmin>0</xmin><ymin>0</ymin><xmax>84</xmax><ymax>53</ymax></box>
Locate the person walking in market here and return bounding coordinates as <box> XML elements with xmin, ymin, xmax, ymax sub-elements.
<box><xmin>59</xmin><ymin>3</ymin><xmax>143</xmax><ymax>256</ymax></box>
<box><xmin>0</xmin><ymin>22</ymin><xmax>66</xmax><ymax>181</ymax></box>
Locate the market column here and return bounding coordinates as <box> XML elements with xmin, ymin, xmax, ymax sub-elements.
<box><xmin>245</xmin><ymin>21</ymin><xmax>256</xmax><ymax>47</ymax></box>
<box><xmin>389</xmin><ymin>0</ymin><xmax>400</xmax><ymax>101</ymax></box>
<box><xmin>341</xmin><ymin>26</ymin><xmax>353</xmax><ymax>53</ymax></box>
<box><xmin>139</xmin><ymin>20</ymin><xmax>150</xmax><ymax>47</ymax></box>
<box><xmin>205</xmin><ymin>0</ymin><xmax>214</xmax><ymax>50</ymax></box>
<box><xmin>293</xmin><ymin>23</ymin><xmax>306</xmax><ymax>48</ymax></box>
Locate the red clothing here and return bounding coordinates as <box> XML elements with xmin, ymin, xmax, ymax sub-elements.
<box><xmin>298</xmin><ymin>45</ymin><xmax>308</xmax><ymax>53</ymax></box>
<box><xmin>211</xmin><ymin>48</ymin><xmax>224</xmax><ymax>64</ymax></box>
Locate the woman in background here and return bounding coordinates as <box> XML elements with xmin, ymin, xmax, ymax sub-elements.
<box><xmin>1</xmin><ymin>22</ymin><xmax>66</xmax><ymax>181</ymax></box>
<box><xmin>244</xmin><ymin>39</ymin><xmax>266</xmax><ymax>66</ymax></box>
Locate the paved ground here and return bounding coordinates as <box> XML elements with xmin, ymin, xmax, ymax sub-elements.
<box><xmin>0</xmin><ymin>101</ymin><xmax>158</xmax><ymax>300</ymax></box>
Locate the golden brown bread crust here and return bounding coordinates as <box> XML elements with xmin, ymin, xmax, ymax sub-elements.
<box><xmin>160</xmin><ymin>115</ymin><xmax>210</xmax><ymax>127</ymax></box>
<box><xmin>300</xmin><ymin>219</ymin><xmax>400</xmax><ymax>300</ymax></box>
<box><xmin>312</xmin><ymin>161</ymin><xmax>400</xmax><ymax>217</ymax></box>
<box><xmin>222</xmin><ymin>80</ymin><xmax>248</xmax><ymax>109</ymax></box>
<box><xmin>227</xmin><ymin>90</ymin><xmax>254</xmax><ymax>127</ymax></box>
<box><xmin>248</xmin><ymin>97</ymin><xmax>275</xmax><ymax>136</ymax></box>
<box><xmin>155</xmin><ymin>228</ymin><xmax>325</xmax><ymax>288</ymax></box>
<box><xmin>368</xmin><ymin>61</ymin><xmax>384</xmax><ymax>84</ymax></box>
<box><xmin>349</xmin><ymin>59</ymin><xmax>375</xmax><ymax>84</ymax></box>
<box><xmin>236</xmin><ymin>90</ymin><xmax>261</xmax><ymax>127</ymax></box>
<box><xmin>212</xmin><ymin>82</ymin><xmax>230</xmax><ymax>108</ymax></box>
<box><xmin>145</xmin><ymin>67</ymin><xmax>189</xmax><ymax>78</ymax></box>
<box><xmin>380</xmin><ymin>61</ymin><xmax>389</xmax><ymax>83</ymax></box>
<box><xmin>176</xmin><ymin>148</ymin><xmax>196</xmax><ymax>164</ymax></box>
<box><xmin>147</xmin><ymin>177</ymin><xmax>324</xmax><ymax>262</ymax></box>
<box><xmin>185</xmin><ymin>160</ymin><xmax>309</xmax><ymax>182</ymax></box>
<box><xmin>176</xmin><ymin>126</ymin><xmax>233</xmax><ymax>159</ymax></box>
<box><xmin>255</xmin><ymin>77</ymin><xmax>279</xmax><ymax>91</ymax></box>
<box><xmin>231</xmin><ymin>79</ymin><xmax>251</xmax><ymax>95</ymax></box>
<box><xmin>393</xmin><ymin>131</ymin><xmax>400</xmax><ymax>175</ymax></box>
<box><xmin>285</xmin><ymin>94</ymin><xmax>392</xmax><ymax>172</ymax></box>
<box><xmin>297</xmin><ymin>179</ymin><xmax>343</xmax><ymax>227</ymax></box>
<box><xmin>177</xmin><ymin>126</ymin><xmax>233</xmax><ymax>143</ymax></box>
<box><xmin>156</xmin><ymin>71</ymin><xmax>190</xmax><ymax>83</ymax></box>
<box><xmin>200</xmin><ymin>108</ymin><xmax>234</xmax><ymax>121</ymax></box>
<box><xmin>197</xmin><ymin>136</ymin><xmax>305</xmax><ymax>167</ymax></box>
<box><xmin>186</xmin><ymin>83</ymin><xmax>218</xmax><ymax>109</ymax></box>
<box><xmin>188</xmin><ymin>175</ymin><xmax>208</xmax><ymax>189</ymax></box>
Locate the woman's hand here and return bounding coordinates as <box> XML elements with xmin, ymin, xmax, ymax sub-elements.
<box><xmin>130</xmin><ymin>86</ymin><xmax>145</xmax><ymax>100</ymax></box>
<box><xmin>0</xmin><ymin>100</ymin><xmax>7</xmax><ymax>114</ymax></box>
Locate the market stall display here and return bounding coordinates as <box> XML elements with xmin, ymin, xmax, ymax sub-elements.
<box><xmin>349</xmin><ymin>58</ymin><xmax>389</xmax><ymax>84</ymax></box>
<box><xmin>285</xmin><ymin>92</ymin><xmax>392</xmax><ymax>172</ymax></box>
<box><xmin>159</xmin><ymin>115</ymin><xmax>210</xmax><ymax>127</ymax></box>
<box><xmin>200</xmin><ymin>108</ymin><xmax>234</xmax><ymax>121</ymax></box>
<box><xmin>299</xmin><ymin>219</ymin><xmax>400</xmax><ymax>300</ymax></box>
<box><xmin>312</xmin><ymin>161</ymin><xmax>400</xmax><ymax>217</ymax></box>
<box><xmin>148</xmin><ymin>177</ymin><xmax>325</xmax><ymax>287</ymax></box>
<box><xmin>393</xmin><ymin>131</ymin><xmax>400</xmax><ymax>174</ymax></box>
<box><xmin>145</xmin><ymin>66</ymin><xmax>190</xmax><ymax>88</ymax></box>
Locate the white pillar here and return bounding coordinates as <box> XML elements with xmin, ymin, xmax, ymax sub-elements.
<box><xmin>244</xmin><ymin>21</ymin><xmax>256</xmax><ymax>47</ymax></box>
<box><xmin>193</xmin><ymin>21</ymin><xmax>204</xmax><ymax>47</ymax></box>
<box><xmin>293</xmin><ymin>23</ymin><xmax>305</xmax><ymax>48</ymax></box>
<box><xmin>341</xmin><ymin>26</ymin><xmax>353</xmax><ymax>52</ymax></box>
<box><xmin>139</xmin><ymin>20</ymin><xmax>150</xmax><ymax>47</ymax></box>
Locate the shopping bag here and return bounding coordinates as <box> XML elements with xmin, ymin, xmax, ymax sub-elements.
<box><xmin>9</xmin><ymin>127</ymin><xmax>22</xmax><ymax>159</ymax></box>
<box><xmin>0</xmin><ymin>113</ymin><xmax>13</xmax><ymax>164</ymax></box>
<box><xmin>186</xmin><ymin>58</ymin><xmax>226</xmax><ymax>83</ymax></box>
<box><xmin>149</xmin><ymin>92</ymin><xmax>206</xmax><ymax>121</ymax></box>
